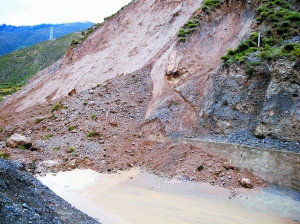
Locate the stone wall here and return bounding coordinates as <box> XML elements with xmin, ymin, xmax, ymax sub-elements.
<box><xmin>173</xmin><ymin>138</ymin><xmax>300</xmax><ymax>191</ymax></box>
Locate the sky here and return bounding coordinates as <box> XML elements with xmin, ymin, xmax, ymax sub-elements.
<box><xmin>0</xmin><ymin>0</ymin><xmax>132</xmax><ymax>26</ymax></box>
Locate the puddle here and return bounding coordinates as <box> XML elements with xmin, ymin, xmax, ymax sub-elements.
<box><xmin>37</xmin><ymin>169</ymin><xmax>299</xmax><ymax>224</ymax></box>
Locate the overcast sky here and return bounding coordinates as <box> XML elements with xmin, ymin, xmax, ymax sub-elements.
<box><xmin>0</xmin><ymin>0</ymin><xmax>132</xmax><ymax>26</ymax></box>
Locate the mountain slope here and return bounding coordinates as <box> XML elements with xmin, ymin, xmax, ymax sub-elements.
<box><xmin>0</xmin><ymin>22</ymin><xmax>94</xmax><ymax>56</ymax></box>
<box><xmin>0</xmin><ymin>0</ymin><xmax>299</xmax><ymax>191</ymax></box>
<box><xmin>0</xmin><ymin>32</ymin><xmax>82</xmax><ymax>100</ymax></box>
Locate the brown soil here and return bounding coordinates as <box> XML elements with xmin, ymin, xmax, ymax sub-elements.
<box><xmin>0</xmin><ymin>67</ymin><xmax>263</xmax><ymax>192</ymax></box>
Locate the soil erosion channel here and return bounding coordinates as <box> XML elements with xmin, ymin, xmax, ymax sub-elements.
<box><xmin>38</xmin><ymin>169</ymin><xmax>300</xmax><ymax>224</ymax></box>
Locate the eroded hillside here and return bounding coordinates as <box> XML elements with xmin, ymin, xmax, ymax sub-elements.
<box><xmin>0</xmin><ymin>0</ymin><xmax>299</xmax><ymax>191</ymax></box>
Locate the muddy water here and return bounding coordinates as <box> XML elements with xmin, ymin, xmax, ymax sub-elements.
<box><xmin>37</xmin><ymin>169</ymin><xmax>299</xmax><ymax>224</ymax></box>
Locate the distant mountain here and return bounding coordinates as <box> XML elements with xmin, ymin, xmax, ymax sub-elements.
<box><xmin>0</xmin><ymin>32</ymin><xmax>82</xmax><ymax>99</ymax></box>
<box><xmin>0</xmin><ymin>22</ymin><xmax>94</xmax><ymax>56</ymax></box>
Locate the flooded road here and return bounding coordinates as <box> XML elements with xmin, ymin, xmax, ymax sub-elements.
<box><xmin>37</xmin><ymin>169</ymin><xmax>299</xmax><ymax>224</ymax></box>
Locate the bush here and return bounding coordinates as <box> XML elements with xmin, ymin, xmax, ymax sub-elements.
<box><xmin>0</xmin><ymin>151</ymin><xmax>9</xmax><ymax>160</ymax></box>
<box><xmin>197</xmin><ymin>165</ymin><xmax>204</xmax><ymax>171</ymax></box>
<box><xmin>91</xmin><ymin>114</ymin><xmax>96</xmax><ymax>119</ymax></box>
<box><xmin>51</xmin><ymin>102</ymin><xmax>60</xmax><ymax>112</ymax></box>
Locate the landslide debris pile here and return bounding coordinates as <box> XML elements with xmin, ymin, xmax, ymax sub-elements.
<box><xmin>0</xmin><ymin>158</ymin><xmax>98</xmax><ymax>224</ymax></box>
<box><xmin>0</xmin><ymin>69</ymin><xmax>262</xmax><ymax>189</ymax></box>
<box><xmin>0</xmin><ymin>0</ymin><xmax>298</xmax><ymax>195</ymax></box>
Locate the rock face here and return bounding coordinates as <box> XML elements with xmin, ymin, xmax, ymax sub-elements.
<box><xmin>6</xmin><ymin>133</ymin><xmax>32</xmax><ymax>149</ymax></box>
<box><xmin>0</xmin><ymin>158</ymin><xmax>98</xmax><ymax>223</ymax></box>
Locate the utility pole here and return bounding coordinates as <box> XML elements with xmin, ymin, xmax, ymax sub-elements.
<box><xmin>49</xmin><ymin>26</ymin><xmax>54</xmax><ymax>40</ymax></box>
<box><xmin>258</xmin><ymin>31</ymin><xmax>261</xmax><ymax>48</ymax></box>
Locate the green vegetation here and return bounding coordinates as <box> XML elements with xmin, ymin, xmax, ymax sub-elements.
<box><xmin>197</xmin><ymin>165</ymin><xmax>204</xmax><ymax>171</ymax></box>
<box><xmin>68</xmin><ymin>126</ymin><xmax>75</xmax><ymax>131</ymax></box>
<box><xmin>103</xmin><ymin>0</ymin><xmax>135</xmax><ymax>21</ymax></box>
<box><xmin>97</xmin><ymin>84</ymin><xmax>101</xmax><ymax>87</ymax></box>
<box><xmin>0</xmin><ymin>127</ymin><xmax>2</xmax><ymax>132</ymax></box>
<box><xmin>68</xmin><ymin>146</ymin><xmax>76</xmax><ymax>153</ymax></box>
<box><xmin>51</xmin><ymin>102</ymin><xmax>61</xmax><ymax>112</ymax></box>
<box><xmin>18</xmin><ymin>145</ymin><xmax>26</xmax><ymax>150</ymax></box>
<box><xmin>91</xmin><ymin>114</ymin><xmax>96</xmax><ymax>119</ymax></box>
<box><xmin>0</xmin><ymin>22</ymin><xmax>94</xmax><ymax>56</ymax></box>
<box><xmin>221</xmin><ymin>0</ymin><xmax>300</xmax><ymax>67</ymax></box>
<box><xmin>0</xmin><ymin>33</ymin><xmax>82</xmax><ymax>99</ymax></box>
<box><xmin>35</xmin><ymin>118</ymin><xmax>43</xmax><ymax>124</ymax></box>
<box><xmin>177</xmin><ymin>19</ymin><xmax>199</xmax><ymax>42</ymax></box>
<box><xmin>0</xmin><ymin>151</ymin><xmax>9</xmax><ymax>160</ymax></box>
<box><xmin>63</xmin><ymin>105</ymin><xmax>68</xmax><ymax>109</ymax></box>
<box><xmin>202</xmin><ymin>0</ymin><xmax>223</xmax><ymax>13</ymax></box>
<box><xmin>43</xmin><ymin>134</ymin><xmax>53</xmax><ymax>140</ymax></box>
<box><xmin>87</xmin><ymin>131</ymin><xmax>101</xmax><ymax>138</ymax></box>
<box><xmin>83</xmin><ymin>102</ymin><xmax>87</xmax><ymax>106</ymax></box>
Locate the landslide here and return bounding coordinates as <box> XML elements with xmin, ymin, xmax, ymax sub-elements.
<box><xmin>0</xmin><ymin>0</ymin><xmax>299</xmax><ymax>194</ymax></box>
<box><xmin>0</xmin><ymin>158</ymin><xmax>98</xmax><ymax>224</ymax></box>
<box><xmin>0</xmin><ymin>67</ymin><xmax>263</xmax><ymax>190</ymax></box>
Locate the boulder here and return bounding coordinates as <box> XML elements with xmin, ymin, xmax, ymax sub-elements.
<box><xmin>6</xmin><ymin>134</ymin><xmax>32</xmax><ymax>149</ymax></box>
<box><xmin>240</xmin><ymin>178</ymin><xmax>253</xmax><ymax>188</ymax></box>
<box><xmin>222</xmin><ymin>162</ymin><xmax>235</xmax><ymax>170</ymax></box>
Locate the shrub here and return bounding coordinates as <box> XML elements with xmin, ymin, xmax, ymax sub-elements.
<box><xmin>83</xmin><ymin>102</ymin><xmax>87</xmax><ymax>105</ymax></box>
<box><xmin>52</xmin><ymin>147</ymin><xmax>58</xmax><ymax>152</ymax></box>
<box><xmin>283</xmin><ymin>12</ymin><xmax>300</xmax><ymax>21</ymax></box>
<box><xmin>51</xmin><ymin>102</ymin><xmax>60</xmax><ymax>112</ymax></box>
<box><xmin>0</xmin><ymin>151</ymin><xmax>9</xmax><ymax>160</ymax></box>
<box><xmin>197</xmin><ymin>165</ymin><xmax>204</xmax><ymax>171</ymax></box>
<box><xmin>63</xmin><ymin>105</ymin><xmax>68</xmax><ymax>109</ymax></box>
<box><xmin>91</xmin><ymin>114</ymin><xmax>96</xmax><ymax>119</ymax></box>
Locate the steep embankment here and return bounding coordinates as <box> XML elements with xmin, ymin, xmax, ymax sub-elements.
<box><xmin>0</xmin><ymin>0</ymin><xmax>299</xmax><ymax>190</ymax></box>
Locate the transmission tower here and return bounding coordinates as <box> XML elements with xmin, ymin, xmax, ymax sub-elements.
<box><xmin>49</xmin><ymin>26</ymin><xmax>54</xmax><ymax>40</ymax></box>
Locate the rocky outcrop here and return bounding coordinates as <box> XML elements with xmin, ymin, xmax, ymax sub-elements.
<box><xmin>6</xmin><ymin>133</ymin><xmax>32</xmax><ymax>149</ymax></box>
<box><xmin>0</xmin><ymin>158</ymin><xmax>98</xmax><ymax>223</ymax></box>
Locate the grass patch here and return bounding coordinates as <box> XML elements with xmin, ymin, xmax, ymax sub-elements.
<box><xmin>35</xmin><ymin>118</ymin><xmax>43</xmax><ymax>124</ymax></box>
<box><xmin>51</xmin><ymin>102</ymin><xmax>60</xmax><ymax>112</ymax></box>
<box><xmin>202</xmin><ymin>0</ymin><xmax>223</xmax><ymax>13</ymax></box>
<box><xmin>87</xmin><ymin>131</ymin><xmax>101</xmax><ymax>138</ymax></box>
<box><xmin>68</xmin><ymin>126</ymin><xmax>75</xmax><ymax>131</ymax></box>
<box><xmin>52</xmin><ymin>147</ymin><xmax>59</xmax><ymax>152</ymax></box>
<box><xmin>68</xmin><ymin>146</ymin><xmax>76</xmax><ymax>153</ymax></box>
<box><xmin>0</xmin><ymin>151</ymin><xmax>9</xmax><ymax>160</ymax></box>
<box><xmin>221</xmin><ymin>0</ymin><xmax>300</xmax><ymax>68</ymax></box>
<box><xmin>91</xmin><ymin>114</ymin><xmax>96</xmax><ymax>119</ymax></box>
<box><xmin>43</xmin><ymin>134</ymin><xmax>53</xmax><ymax>140</ymax></box>
<box><xmin>18</xmin><ymin>145</ymin><xmax>26</xmax><ymax>150</ymax></box>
